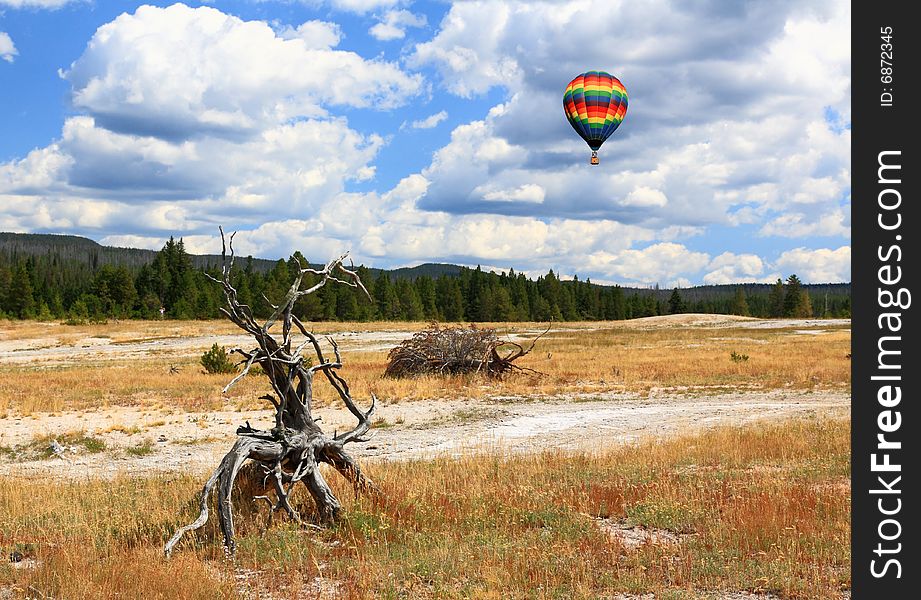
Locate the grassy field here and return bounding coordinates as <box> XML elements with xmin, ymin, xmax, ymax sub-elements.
<box><xmin>0</xmin><ymin>316</ymin><xmax>851</xmax><ymax>598</ymax></box>
<box><xmin>0</xmin><ymin>318</ymin><xmax>851</xmax><ymax>415</ymax></box>
<box><xmin>0</xmin><ymin>418</ymin><xmax>849</xmax><ymax>599</ymax></box>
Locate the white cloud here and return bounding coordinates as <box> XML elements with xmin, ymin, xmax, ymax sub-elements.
<box><xmin>408</xmin><ymin>110</ymin><xmax>447</xmax><ymax>129</ymax></box>
<box><xmin>0</xmin><ymin>0</ymin><xmax>78</xmax><ymax>7</ymax></box>
<box><xmin>479</xmin><ymin>183</ymin><xmax>544</xmax><ymax>203</ymax></box>
<box><xmin>774</xmin><ymin>246</ymin><xmax>851</xmax><ymax>283</ymax></box>
<box><xmin>0</xmin><ymin>32</ymin><xmax>17</xmax><ymax>63</ymax></box>
<box><xmin>703</xmin><ymin>252</ymin><xmax>778</xmax><ymax>285</ymax></box>
<box><xmin>329</xmin><ymin>0</ymin><xmax>399</xmax><ymax>14</ymax></box>
<box><xmin>409</xmin><ymin>0</ymin><xmax>851</xmax><ymax>240</ymax></box>
<box><xmin>410</xmin><ymin>2</ymin><xmax>519</xmax><ymax>98</ymax></box>
<box><xmin>278</xmin><ymin>20</ymin><xmax>342</xmax><ymax>49</ymax></box>
<box><xmin>61</xmin><ymin>4</ymin><xmax>422</xmax><ymax>140</ymax></box>
<box><xmin>584</xmin><ymin>243</ymin><xmax>711</xmax><ymax>287</ymax></box>
<box><xmin>98</xmin><ymin>234</ymin><xmax>172</xmax><ymax>251</ymax></box>
<box><xmin>0</xmin><ymin>4</ymin><xmax>422</xmax><ymax>236</ymax></box>
<box><xmin>759</xmin><ymin>207</ymin><xmax>850</xmax><ymax>238</ymax></box>
<box><xmin>1</xmin><ymin>0</ymin><xmax>853</xmax><ymax>287</ymax></box>
<box><xmin>370</xmin><ymin>9</ymin><xmax>427</xmax><ymax>41</ymax></box>
<box><xmin>0</xmin><ymin>142</ymin><xmax>72</xmax><ymax>190</ymax></box>
<box><xmin>623</xmin><ymin>187</ymin><xmax>668</xmax><ymax>208</ymax></box>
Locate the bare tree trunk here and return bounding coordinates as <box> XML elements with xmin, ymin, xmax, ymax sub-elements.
<box><xmin>165</xmin><ymin>228</ymin><xmax>376</xmax><ymax>557</ymax></box>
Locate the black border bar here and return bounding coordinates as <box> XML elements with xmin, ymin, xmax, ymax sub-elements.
<box><xmin>852</xmin><ymin>2</ymin><xmax>918</xmax><ymax>596</ymax></box>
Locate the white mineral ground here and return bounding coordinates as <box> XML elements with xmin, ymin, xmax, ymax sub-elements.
<box><xmin>0</xmin><ymin>316</ymin><xmax>850</xmax><ymax>480</ymax></box>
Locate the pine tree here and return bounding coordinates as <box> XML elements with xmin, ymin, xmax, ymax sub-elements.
<box><xmin>374</xmin><ymin>275</ymin><xmax>401</xmax><ymax>320</ymax></box>
<box><xmin>0</xmin><ymin>264</ymin><xmax>11</xmax><ymax>317</ymax></box>
<box><xmin>605</xmin><ymin>286</ymin><xmax>626</xmax><ymax>320</ymax></box>
<box><xmin>667</xmin><ymin>288</ymin><xmax>686</xmax><ymax>314</ymax></box>
<box><xmin>336</xmin><ymin>289</ymin><xmax>360</xmax><ymax>321</ymax></box>
<box><xmin>414</xmin><ymin>276</ymin><xmax>439</xmax><ymax>320</ymax></box>
<box><xmin>793</xmin><ymin>290</ymin><xmax>813</xmax><ymax>318</ymax></box>
<box><xmin>294</xmin><ymin>269</ymin><xmax>325</xmax><ymax>320</ymax></box>
<box><xmin>531</xmin><ymin>295</ymin><xmax>554</xmax><ymax>321</ymax></box>
<box><xmin>436</xmin><ymin>276</ymin><xmax>464</xmax><ymax>321</ymax></box>
<box><xmin>395</xmin><ymin>279</ymin><xmax>424</xmax><ymax>320</ymax></box>
<box><xmin>558</xmin><ymin>283</ymin><xmax>578</xmax><ymax>320</ymax></box>
<box><xmin>493</xmin><ymin>286</ymin><xmax>514</xmax><ymax>321</ymax></box>
<box><xmin>768</xmin><ymin>278</ymin><xmax>785</xmax><ymax>317</ymax></box>
<box><xmin>509</xmin><ymin>272</ymin><xmax>530</xmax><ymax>320</ymax></box>
<box><xmin>783</xmin><ymin>274</ymin><xmax>805</xmax><ymax>317</ymax></box>
<box><xmin>729</xmin><ymin>286</ymin><xmax>750</xmax><ymax>316</ymax></box>
<box><xmin>7</xmin><ymin>264</ymin><xmax>36</xmax><ymax>318</ymax></box>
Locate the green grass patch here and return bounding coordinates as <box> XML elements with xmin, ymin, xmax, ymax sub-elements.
<box><xmin>124</xmin><ymin>441</ymin><xmax>156</xmax><ymax>457</ymax></box>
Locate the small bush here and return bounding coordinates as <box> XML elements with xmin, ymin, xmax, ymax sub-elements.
<box><xmin>31</xmin><ymin>431</ymin><xmax>107</xmax><ymax>459</ymax></box>
<box><xmin>125</xmin><ymin>441</ymin><xmax>155</xmax><ymax>457</ymax></box>
<box><xmin>200</xmin><ymin>343</ymin><xmax>238</xmax><ymax>374</ymax></box>
<box><xmin>730</xmin><ymin>351</ymin><xmax>750</xmax><ymax>363</ymax></box>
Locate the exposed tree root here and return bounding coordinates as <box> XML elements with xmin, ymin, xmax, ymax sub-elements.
<box><xmin>165</xmin><ymin>229</ymin><xmax>376</xmax><ymax>557</ymax></box>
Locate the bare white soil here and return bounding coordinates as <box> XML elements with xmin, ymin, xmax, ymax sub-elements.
<box><xmin>0</xmin><ymin>315</ymin><xmax>850</xmax><ymax>479</ymax></box>
<box><xmin>0</xmin><ymin>389</ymin><xmax>848</xmax><ymax>480</ymax></box>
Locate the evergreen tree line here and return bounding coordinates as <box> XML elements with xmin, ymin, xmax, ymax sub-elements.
<box><xmin>0</xmin><ymin>237</ymin><xmax>851</xmax><ymax>322</ymax></box>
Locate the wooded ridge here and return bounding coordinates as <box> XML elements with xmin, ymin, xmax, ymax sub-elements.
<box><xmin>0</xmin><ymin>232</ymin><xmax>850</xmax><ymax>322</ymax></box>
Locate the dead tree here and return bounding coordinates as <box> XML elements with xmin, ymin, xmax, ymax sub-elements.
<box><xmin>165</xmin><ymin>229</ymin><xmax>376</xmax><ymax>557</ymax></box>
<box><xmin>384</xmin><ymin>323</ymin><xmax>548</xmax><ymax>379</ymax></box>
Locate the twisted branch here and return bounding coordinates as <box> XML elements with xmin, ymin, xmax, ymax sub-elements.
<box><xmin>165</xmin><ymin>228</ymin><xmax>376</xmax><ymax>557</ymax></box>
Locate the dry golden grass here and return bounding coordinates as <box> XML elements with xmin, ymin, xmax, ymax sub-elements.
<box><xmin>1</xmin><ymin>318</ymin><xmax>850</xmax><ymax>415</ymax></box>
<box><xmin>0</xmin><ymin>417</ymin><xmax>849</xmax><ymax>599</ymax></box>
<box><xmin>0</xmin><ymin>318</ymin><xmax>428</xmax><ymax>343</ymax></box>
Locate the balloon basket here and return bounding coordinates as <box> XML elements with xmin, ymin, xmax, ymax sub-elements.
<box><xmin>590</xmin><ymin>152</ymin><xmax>599</xmax><ymax>165</ymax></box>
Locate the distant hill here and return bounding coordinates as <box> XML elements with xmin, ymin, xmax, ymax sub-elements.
<box><xmin>628</xmin><ymin>281</ymin><xmax>851</xmax><ymax>300</ymax></box>
<box><xmin>0</xmin><ymin>231</ymin><xmax>850</xmax><ymax>321</ymax></box>
<box><xmin>0</xmin><ymin>232</ymin><xmax>461</xmax><ymax>281</ymax></box>
<box><xmin>0</xmin><ymin>231</ymin><xmax>849</xmax><ymax>294</ymax></box>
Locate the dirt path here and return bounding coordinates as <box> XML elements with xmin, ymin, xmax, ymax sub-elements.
<box><xmin>0</xmin><ymin>389</ymin><xmax>848</xmax><ymax>479</ymax></box>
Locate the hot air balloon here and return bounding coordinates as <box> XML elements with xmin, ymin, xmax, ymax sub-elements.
<box><xmin>563</xmin><ymin>71</ymin><xmax>628</xmax><ymax>165</ymax></box>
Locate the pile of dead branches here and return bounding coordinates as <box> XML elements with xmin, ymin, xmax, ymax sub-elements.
<box><xmin>384</xmin><ymin>323</ymin><xmax>547</xmax><ymax>379</ymax></box>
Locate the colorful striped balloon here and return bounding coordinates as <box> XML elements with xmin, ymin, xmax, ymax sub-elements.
<box><xmin>563</xmin><ymin>71</ymin><xmax>627</xmax><ymax>164</ymax></box>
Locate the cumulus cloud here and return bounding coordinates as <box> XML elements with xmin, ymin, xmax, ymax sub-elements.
<box><xmin>587</xmin><ymin>243</ymin><xmax>711</xmax><ymax>287</ymax></box>
<box><xmin>1</xmin><ymin>4</ymin><xmax>421</xmax><ymax>238</ymax></box>
<box><xmin>0</xmin><ymin>0</ymin><xmax>78</xmax><ymax>7</ymax></box>
<box><xmin>759</xmin><ymin>207</ymin><xmax>850</xmax><ymax>238</ymax></box>
<box><xmin>1</xmin><ymin>0</ymin><xmax>853</xmax><ymax>286</ymax></box>
<box><xmin>277</xmin><ymin>20</ymin><xmax>343</xmax><ymax>49</ymax></box>
<box><xmin>703</xmin><ymin>252</ymin><xmax>778</xmax><ymax>285</ymax></box>
<box><xmin>407</xmin><ymin>110</ymin><xmax>447</xmax><ymax>129</ymax></box>
<box><xmin>61</xmin><ymin>4</ymin><xmax>422</xmax><ymax>141</ymax></box>
<box><xmin>329</xmin><ymin>0</ymin><xmax>400</xmax><ymax>14</ymax></box>
<box><xmin>0</xmin><ymin>32</ymin><xmax>17</xmax><ymax>63</ymax></box>
<box><xmin>774</xmin><ymin>246</ymin><xmax>851</xmax><ymax>283</ymax></box>
<box><xmin>370</xmin><ymin>9</ymin><xmax>427</xmax><ymax>41</ymax></box>
<box><xmin>409</xmin><ymin>0</ymin><xmax>850</xmax><ymax>238</ymax></box>
<box><xmin>623</xmin><ymin>187</ymin><xmax>668</xmax><ymax>208</ymax></box>
<box><xmin>478</xmin><ymin>183</ymin><xmax>544</xmax><ymax>204</ymax></box>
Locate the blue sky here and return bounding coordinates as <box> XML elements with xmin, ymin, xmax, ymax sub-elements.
<box><xmin>1</xmin><ymin>0</ymin><xmax>851</xmax><ymax>285</ymax></box>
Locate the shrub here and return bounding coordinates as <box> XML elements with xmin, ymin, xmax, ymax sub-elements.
<box><xmin>200</xmin><ymin>343</ymin><xmax>238</xmax><ymax>374</ymax></box>
<box><xmin>730</xmin><ymin>351</ymin><xmax>750</xmax><ymax>363</ymax></box>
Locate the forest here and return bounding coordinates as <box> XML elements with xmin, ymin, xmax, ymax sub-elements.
<box><xmin>0</xmin><ymin>232</ymin><xmax>850</xmax><ymax>322</ymax></box>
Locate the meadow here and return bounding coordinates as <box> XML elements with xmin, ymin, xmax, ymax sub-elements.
<box><xmin>0</xmin><ymin>419</ymin><xmax>849</xmax><ymax>599</ymax></box>
<box><xmin>0</xmin><ymin>316</ymin><xmax>850</xmax><ymax>415</ymax></box>
<box><xmin>0</xmin><ymin>315</ymin><xmax>851</xmax><ymax>599</ymax></box>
